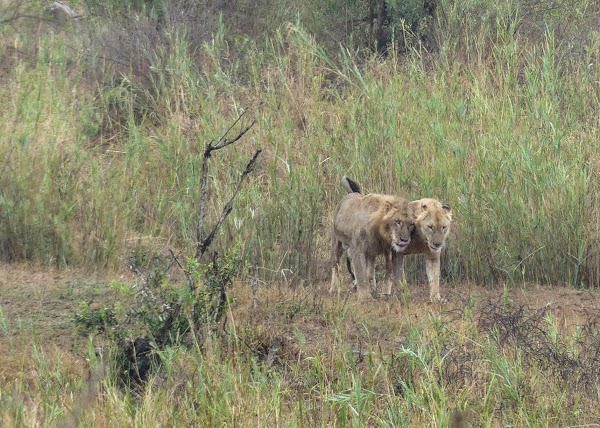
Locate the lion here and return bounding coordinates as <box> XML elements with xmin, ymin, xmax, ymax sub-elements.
<box><xmin>329</xmin><ymin>176</ymin><xmax>416</xmax><ymax>300</ymax></box>
<box><xmin>337</xmin><ymin>177</ymin><xmax>453</xmax><ymax>302</ymax></box>
<box><xmin>399</xmin><ymin>198</ymin><xmax>453</xmax><ymax>302</ymax></box>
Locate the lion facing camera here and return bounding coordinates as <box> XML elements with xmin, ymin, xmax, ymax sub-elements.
<box><xmin>330</xmin><ymin>176</ymin><xmax>452</xmax><ymax>302</ymax></box>
<box><xmin>329</xmin><ymin>176</ymin><xmax>416</xmax><ymax>300</ymax></box>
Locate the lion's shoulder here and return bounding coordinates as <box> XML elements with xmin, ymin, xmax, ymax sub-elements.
<box><xmin>339</xmin><ymin>193</ymin><xmax>391</xmax><ymax>211</ymax></box>
<box><xmin>335</xmin><ymin>193</ymin><xmax>410</xmax><ymax>231</ymax></box>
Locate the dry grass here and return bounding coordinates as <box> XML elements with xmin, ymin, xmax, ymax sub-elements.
<box><xmin>1</xmin><ymin>0</ymin><xmax>599</xmax><ymax>425</ymax></box>
<box><xmin>3</xmin><ymin>264</ymin><xmax>600</xmax><ymax>426</ymax></box>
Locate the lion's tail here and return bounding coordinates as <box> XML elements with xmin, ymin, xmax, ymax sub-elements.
<box><xmin>341</xmin><ymin>176</ymin><xmax>361</xmax><ymax>194</ymax></box>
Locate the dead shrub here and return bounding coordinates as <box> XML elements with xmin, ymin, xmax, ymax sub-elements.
<box><xmin>477</xmin><ymin>299</ymin><xmax>600</xmax><ymax>399</ymax></box>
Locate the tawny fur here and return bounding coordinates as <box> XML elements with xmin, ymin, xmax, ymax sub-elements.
<box><xmin>334</xmin><ymin>177</ymin><xmax>453</xmax><ymax>302</ymax></box>
<box><xmin>330</xmin><ymin>178</ymin><xmax>415</xmax><ymax>300</ymax></box>
<box><xmin>397</xmin><ymin>198</ymin><xmax>453</xmax><ymax>302</ymax></box>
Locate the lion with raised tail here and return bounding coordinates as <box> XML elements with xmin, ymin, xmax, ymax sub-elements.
<box><xmin>332</xmin><ymin>177</ymin><xmax>453</xmax><ymax>302</ymax></box>
<box><xmin>329</xmin><ymin>176</ymin><xmax>415</xmax><ymax>300</ymax></box>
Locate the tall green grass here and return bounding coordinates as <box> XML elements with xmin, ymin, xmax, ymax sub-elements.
<box><xmin>0</xmin><ymin>0</ymin><xmax>598</xmax><ymax>287</ymax></box>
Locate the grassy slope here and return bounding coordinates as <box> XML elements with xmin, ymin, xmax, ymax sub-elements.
<box><xmin>2</xmin><ymin>264</ymin><xmax>600</xmax><ymax>426</ymax></box>
<box><xmin>0</xmin><ymin>12</ymin><xmax>598</xmax><ymax>287</ymax></box>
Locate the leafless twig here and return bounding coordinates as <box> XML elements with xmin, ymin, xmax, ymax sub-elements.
<box><xmin>195</xmin><ymin>111</ymin><xmax>258</xmax><ymax>260</ymax></box>
<box><xmin>196</xmin><ymin>149</ymin><xmax>261</xmax><ymax>260</ymax></box>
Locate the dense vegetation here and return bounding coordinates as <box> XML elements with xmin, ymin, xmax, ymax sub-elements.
<box><xmin>0</xmin><ymin>0</ymin><xmax>599</xmax><ymax>426</ymax></box>
<box><xmin>1</xmin><ymin>0</ymin><xmax>598</xmax><ymax>287</ymax></box>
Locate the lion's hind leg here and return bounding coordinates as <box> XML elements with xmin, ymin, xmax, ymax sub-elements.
<box><xmin>329</xmin><ymin>237</ymin><xmax>345</xmax><ymax>294</ymax></box>
<box><xmin>344</xmin><ymin>247</ymin><xmax>358</xmax><ymax>292</ymax></box>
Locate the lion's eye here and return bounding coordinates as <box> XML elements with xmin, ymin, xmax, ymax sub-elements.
<box><xmin>428</xmin><ymin>225</ymin><xmax>434</xmax><ymax>230</ymax></box>
<box><xmin>395</xmin><ymin>221</ymin><xmax>402</xmax><ymax>226</ymax></box>
<box><xmin>442</xmin><ymin>226</ymin><xmax>447</xmax><ymax>231</ymax></box>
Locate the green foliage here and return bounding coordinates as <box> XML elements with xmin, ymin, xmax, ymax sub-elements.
<box><xmin>74</xmin><ymin>302</ymin><xmax>119</xmax><ymax>335</ymax></box>
<box><xmin>386</xmin><ymin>0</ymin><xmax>437</xmax><ymax>46</ymax></box>
<box><xmin>0</xmin><ymin>0</ymin><xmax>598</xmax><ymax>287</ymax></box>
<box><xmin>188</xmin><ymin>243</ymin><xmax>242</xmax><ymax>328</ymax></box>
<box><xmin>110</xmin><ymin>279</ymin><xmax>136</xmax><ymax>296</ymax></box>
<box><xmin>71</xmin><ymin>245</ymin><xmax>242</xmax><ymax>387</ymax></box>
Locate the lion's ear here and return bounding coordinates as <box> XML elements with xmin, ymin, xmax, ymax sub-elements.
<box><xmin>407</xmin><ymin>205</ymin><xmax>417</xmax><ymax>220</ymax></box>
<box><xmin>416</xmin><ymin>211</ymin><xmax>429</xmax><ymax>223</ymax></box>
<box><xmin>442</xmin><ymin>203</ymin><xmax>453</xmax><ymax>221</ymax></box>
<box><xmin>409</xmin><ymin>200</ymin><xmax>424</xmax><ymax>215</ymax></box>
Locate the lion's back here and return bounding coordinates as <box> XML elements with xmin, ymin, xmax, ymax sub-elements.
<box><xmin>334</xmin><ymin>193</ymin><xmax>389</xmax><ymax>225</ymax></box>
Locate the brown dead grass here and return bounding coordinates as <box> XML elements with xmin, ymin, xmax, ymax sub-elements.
<box><xmin>1</xmin><ymin>262</ymin><xmax>600</xmax><ymax>391</ymax></box>
<box><xmin>0</xmin><ymin>263</ymin><xmax>130</xmax><ymax>385</ymax></box>
<box><xmin>228</xmin><ymin>277</ymin><xmax>600</xmax><ymax>368</ymax></box>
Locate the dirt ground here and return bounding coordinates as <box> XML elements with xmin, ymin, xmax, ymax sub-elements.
<box><xmin>0</xmin><ymin>264</ymin><xmax>129</xmax><ymax>385</ymax></box>
<box><xmin>2</xmin><ymin>262</ymin><xmax>600</xmax><ymax>385</ymax></box>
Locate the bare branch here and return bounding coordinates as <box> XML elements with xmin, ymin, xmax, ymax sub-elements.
<box><xmin>196</xmin><ymin>149</ymin><xmax>261</xmax><ymax>259</ymax></box>
<box><xmin>213</xmin><ymin>119</ymin><xmax>256</xmax><ymax>151</ymax></box>
<box><xmin>211</xmin><ymin>252</ymin><xmax>227</xmax><ymax>328</ymax></box>
<box><xmin>169</xmin><ymin>249</ymin><xmax>197</xmax><ymax>292</ymax></box>
<box><xmin>196</xmin><ymin>112</ymin><xmax>257</xmax><ymax>259</ymax></box>
<box><xmin>214</xmin><ymin>111</ymin><xmax>245</xmax><ymax>147</ymax></box>
<box><xmin>196</xmin><ymin>152</ymin><xmax>211</xmax><ymax>255</ymax></box>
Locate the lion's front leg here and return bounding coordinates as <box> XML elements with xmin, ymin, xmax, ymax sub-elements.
<box><xmin>398</xmin><ymin>253</ymin><xmax>406</xmax><ymax>284</ymax></box>
<box><xmin>329</xmin><ymin>264</ymin><xmax>340</xmax><ymax>294</ymax></box>
<box><xmin>354</xmin><ymin>253</ymin><xmax>372</xmax><ymax>301</ymax></box>
<box><xmin>425</xmin><ymin>253</ymin><xmax>443</xmax><ymax>302</ymax></box>
<box><xmin>366</xmin><ymin>255</ymin><xmax>376</xmax><ymax>294</ymax></box>
<box><xmin>383</xmin><ymin>251</ymin><xmax>393</xmax><ymax>295</ymax></box>
<box><xmin>384</xmin><ymin>252</ymin><xmax>404</xmax><ymax>295</ymax></box>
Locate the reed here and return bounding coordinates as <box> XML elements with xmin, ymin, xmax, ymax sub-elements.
<box><xmin>2</xmin><ymin>0</ymin><xmax>598</xmax><ymax>287</ymax></box>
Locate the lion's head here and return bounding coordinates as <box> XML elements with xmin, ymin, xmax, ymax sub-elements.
<box><xmin>380</xmin><ymin>202</ymin><xmax>415</xmax><ymax>253</ymax></box>
<box><xmin>412</xmin><ymin>198</ymin><xmax>452</xmax><ymax>253</ymax></box>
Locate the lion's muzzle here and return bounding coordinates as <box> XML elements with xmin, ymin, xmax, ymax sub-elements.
<box><xmin>392</xmin><ymin>238</ymin><xmax>410</xmax><ymax>253</ymax></box>
<box><xmin>429</xmin><ymin>242</ymin><xmax>443</xmax><ymax>252</ymax></box>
